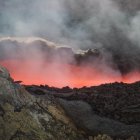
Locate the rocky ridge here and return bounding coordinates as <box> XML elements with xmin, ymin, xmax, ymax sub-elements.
<box><xmin>0</xmin><ymin>65</ymin><xmax>85</xmax><ymax>140</ymax></box>
<box><xmin>0</xmin><ymin>65</ymin><xmax>140</xmax><ymax>140</ymax></box>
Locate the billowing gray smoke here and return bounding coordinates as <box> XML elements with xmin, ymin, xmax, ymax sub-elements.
<box><xmin>0</xmin><ymin>0</ymin><xmax>140</xmax><ymax>87</ymax></box>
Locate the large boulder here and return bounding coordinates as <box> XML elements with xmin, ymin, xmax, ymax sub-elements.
<box><xmin>58</xmin><ymin>99</ymin><xmax>140</xmax><ymax>138</ymax></box>
<box><xmin>0</xmin><ymin>66</ymin><xmax>10</xmax><ymax>80</ymax></box>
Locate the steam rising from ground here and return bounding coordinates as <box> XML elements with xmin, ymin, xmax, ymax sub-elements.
<box><xmin>0</xmin><ymin>37</ymin><xmax>140</xmax><ymax>88</ymax></box>
<box><xmin>0</xmin><ymin>0</ymin><xmax>140</xmax><ymax>47</ymax></box>
<box><xmin>0</xmin><ymin>0</ymin><xmax>140</xmax><ymax>87</ymax></box>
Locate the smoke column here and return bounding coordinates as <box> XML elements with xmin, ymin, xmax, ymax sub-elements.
<box><xmin>0</xmin><ymin>0</ymin><xmax>140</xmax><ymax>87</ymax></box>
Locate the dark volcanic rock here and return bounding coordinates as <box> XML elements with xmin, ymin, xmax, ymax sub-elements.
<box><xmin>58</xmin><ymin>99</ymin><xmax>140</xmax><ymax>138</ymax></box>
<box><xmin>0</xmin><ymin>66</ymin><xmax>85</xmax><ymax>140</ymax></box>
<box><xmin>1</xmin><ymin>65</ymin><xmax>140</xmax><ymax>139</ymax></box>
<box><xmin>26</xmin><ymin>82</ymin><xmax>140</xmax><ymax>139</ymax></box>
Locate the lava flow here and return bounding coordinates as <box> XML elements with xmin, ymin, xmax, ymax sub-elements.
<box><xmin>0</xmin><ymin>37</ymin><xmax>140</xmax><ymax>88</ymax></box>
<box><xmin>1</xmin><ymin>59</ymin><xmax>140</xmax><ymax>88</ymax></box>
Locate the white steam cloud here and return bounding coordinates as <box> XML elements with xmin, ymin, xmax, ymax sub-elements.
<box><xmin>0</xmin><ymin>0</ymin><xmax>140</xmax><ymax>87</ymax></box>
<box><xmin>0</xmin><ymin>0</ymin><xmax>140</xmax><ymax>47</ymax></box>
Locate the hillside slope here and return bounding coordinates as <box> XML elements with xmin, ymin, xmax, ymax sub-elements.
<box><xmin>0</xmin><ymin>65</ymin><xmax>140</xmax><ymax>139</ymax></box>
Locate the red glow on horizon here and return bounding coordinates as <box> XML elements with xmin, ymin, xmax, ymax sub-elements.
<box><xmin>1</xmin><ymin>59</ymin><xmax>140</xmax><ymax>88</ymax></box>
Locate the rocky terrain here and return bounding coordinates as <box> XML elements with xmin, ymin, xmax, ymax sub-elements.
<box><xmin>0</xmin><ymin>65</ymin><xmax>139</xmax><ymax>140</ymax></box>
<box><xmin>0</xmin><ymin>0</ymin><xmax>140</xmax><ymax>139</ymax></box>
<box><xmin>0</xmin><ymin>65</ymin><xmax>85</xmax><ymax>140</ymax></box>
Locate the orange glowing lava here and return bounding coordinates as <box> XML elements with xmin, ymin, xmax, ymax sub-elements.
<box><xmin>1</xmin><ymin>60</ymin><xmax>140</xmax><ymax>88</ymax></box>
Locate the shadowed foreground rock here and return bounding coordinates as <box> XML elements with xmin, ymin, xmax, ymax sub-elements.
<box><xmin>0</xmin><ymin>66</ymin><xmax>85</xmax><ymax>140</ymax></box>
<box><xmin>26</xmin><ymin>85</ymin><xmax>140</xmax><ymax>139</ymax></box>
<box><xmin>58</xmin><ymin>99</ymin><xmax>140</xmax><ymax>138</ymax></box>
<box><xmin>0</xmin><ymin>65</ymin><xmax>140</xmax><ymax>140</ymax></box>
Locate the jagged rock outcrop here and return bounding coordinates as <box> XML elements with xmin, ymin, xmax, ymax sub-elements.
<box><xmin>0</xmin><ymin>65</ymin><xmax>85</xmax><ymax>140</ymax></box>
<box><xmin>26</xmin><ymin>83</ymin><xmax>140</xmax><ymax>139</ymax></box>
<box><xmin>0</xmin><ymin>65</ymin><xmax>140</xmax><ymax>140</ymax></box>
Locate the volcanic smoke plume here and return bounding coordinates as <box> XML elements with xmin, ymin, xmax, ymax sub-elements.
<box><xmin>0</xmin><ymin>37</ymin><xmax>140</xmax><ymax>88</ymax></box>
<box><xmin>0</xmin><ymin>0</ymin><xmax>140</xmax><ymax>87</ymax></box>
